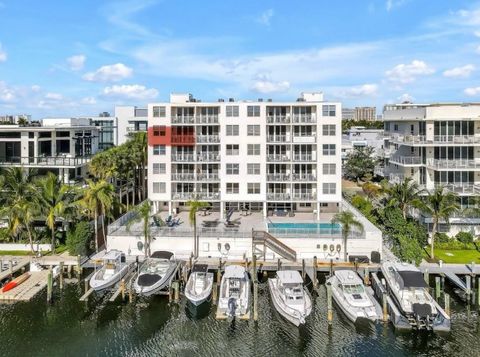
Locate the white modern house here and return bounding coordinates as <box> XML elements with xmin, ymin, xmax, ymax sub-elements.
<box><xmin>115</xmin><ymin>106</ymin><xmax>148</xmax><ymax>145</ymax></box>
<box><xmin>382</xmin><ymin>102</ymin><xmax>480</xmax><ymax>235</ymax></box>
<box><xmin>0</xmin><ymin>118</ymin><xmax>99</xmax><ymax>183</ymax></box>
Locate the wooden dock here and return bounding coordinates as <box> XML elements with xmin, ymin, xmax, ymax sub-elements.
<box><xmin>0</xmin><ymin>270</ymin><xmax>49</xmax><ymax>302</ymax></box>
<box><xmin>0</xmin><ymin>257</ymin><xmax>30</xmax><ymax>282</ymax></box>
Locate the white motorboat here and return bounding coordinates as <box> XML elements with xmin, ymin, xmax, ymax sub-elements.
<box><xmin>133</xmin><ymin>251</ymin><xmax>178</xmax><ymax>296</ymax></box>
<box><xmin>381</xmin><ymin>261</ymin><xmax>438</xmax><ymax>329</ymax></box>
<box><xmin>217</xmin><ymin>265</ymin><xmax>251</xmax><ymax>318</ymax></box>
<box><xmin>327</xmin><ymin>270</ymin><xmax>382</xmax><ymax>323</ymax></box>
<box><xmin>185</xmin><ymin>264</ymin><xmax>214</xmax><ymax>306</ymax></box>
<box><xmin>90</xmin><ymin>250</ymin><xmax>129</xmax><ymax>291</ymax></box>
<box><xmin>268</xmin><ymin>270</ymin><xmax>312</xmax><ymax>326</ymax></box>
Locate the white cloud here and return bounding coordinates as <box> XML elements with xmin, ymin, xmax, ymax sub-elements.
<box><xmin>81</xmin><ymin>96</ymin><xmax>97</xmax><ymax>105</ymax></box>
<box><xmin>250</xmin><ymin>74</ymin><xmax>290</xmax><ymax>93</ymax></box>
<box><xmin>443</xmin><ymin>64</ymin><xmax>475</xmax><ymax>78</ymax></box>
<box><xmin>456</xmin><ymin>8</ymin><xmax>480</xmax><ymax>27</ymax></box>
<box><xmin>67</xmin><ymin>55</ymin><xmax>86</xmax><ymax>71</ymax></box>
<box><xmin>398</xmin><ymin>93</ymin><xmax>414</xmax><ymax>102</ymax></box>
<box><xmin>344</xmin><ymin>83</ymin><xmax>378</xmax><ymax>97</ymax></box>
<box><xmin>31</xmin><ymin>85</ymin><xmax>41</xmax><ymax>92</ymax></box>
<box><xmin>45</xmin><ymin>92</ymin><xmax>63</xmax><ymax>101</ymax></box>
<box><xmin>102</xmin><ymin>84</ymin><xmax>158</xmax><ymax>100</ymax></box>
<box><xmin>385</xmin><ymin>60</ymin><xmax>435</xmax><ymax>84</ymax></box>
<box><xmin>475</xmin><ymin>31</ymin><xmax>480</xmax><ymax>37</ymax></box>
<box><xmin>256</xmin><ymin>9</ymin><xmax>274</xmax><ymax>26</ymax></box>
<box><xmin>83</xmin><ymin>63</ymin><xmax>133</xmax><ymax>82</ymax></box>
<box><xmin>386</xmin><ymin>0</ymin><xmax>409</xmax><ymax>12</ymax></box>
<box><xmin>464</xmin><ymin>87</ymin><xmax>480</xmax><ymax>96</ymax></box>
<box><xmin>0</xmin><ymin>82</ymin><xmax>16</xmax><ymax>102</ymax></box>
<box><xmin>0</xmin><ymin>43</ymin><xmax>6</xmax><ymax>62</ymax></box>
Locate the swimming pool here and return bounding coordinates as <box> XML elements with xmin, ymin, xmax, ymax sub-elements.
<box><xmin>267</xmin><ymin>222</ymin><xmax>341</xmax><ymax>236</ymax></box>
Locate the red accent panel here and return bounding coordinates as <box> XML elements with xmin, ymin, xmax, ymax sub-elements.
<box><xmin>148</xmin><ymin>126</ymin><xmax>196</xmax><ymax>146</ymax></box>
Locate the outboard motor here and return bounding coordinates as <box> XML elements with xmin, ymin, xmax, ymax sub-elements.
<box><xmin>228</xmin><ymin>297</ymin><xmax>237</xmax><ymax>317</ymax></box>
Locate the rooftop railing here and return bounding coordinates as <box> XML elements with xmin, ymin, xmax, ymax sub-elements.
<box><xmin>0</xmin><ymin>155</ymin><xmax>91</xmax><ymax>167</ymax></box>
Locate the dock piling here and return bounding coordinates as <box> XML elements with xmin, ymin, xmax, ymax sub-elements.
<box><xmin>466</xmin><ymin>275</ymin><xmax>472</xmax><ymax>300</ymax></box>
<box><xmin>212</xmin><ymin>282</ymin><xmax>218</xmax><ymax>304</ymax></box>
<box><xmin>313</xmin><ymin>256</ymin><xmax>318</xmax><ymax>289</ymax></box>
<box><xmin>277</xmin><ymin>258</ymin><xmax>281</xmax><ymax>272</ymax></box>
<box><xmin>67</xmin><ymin>264</ymin><xmax>72</xmax><ymax>279</ymax></box>
<box><xmin>84</xmin><ymin>276</ymin><xmax>89</xmax><ymax>294</ymax></box>
<box><xmin>47</xmin><ymin>267</ymin><xmax>53</xmax><ymax>303</ymax></box>
<box><xmin>252</xmin><ymin>254</ymin><xmax>257</xmax><ymax>282</ymax></box>
<box><xmin>435</xmin><ymin>276</ymin><xmax>441</xmax><ymax>300</ymax></box>
<box><xmin>301</xmin><ymin>259</ymin><xmax>306</xmax><ymax>280</ymax></box>
<box><xmin>76</xmin><ymin>255</ymin><xmax>81</xmax><ymax>278</ymax></box>
<box><xmin>174</xmin><ymin>281</ymin><xmax>180</xmax><ymax>303</ymax></box>
<box><xmin>326</xmin><ymin>282</ymin><xmax>333</xmax><ymax>325</ymax></box>
<box><xmin>120</xmin><ymin>279</ymin><xmax>126</xmax><ymax>301</ymax></box>
<box><xmin>444</xmin><ymin>293</ymin><xmax>451</xmax><ymax>316</ymax></box>
<box><xmin>59</xmin><ymin>261</ymin><xmax>64</xmax><ymax>289</ymax></box>
<box><xmin>423</xmin><ymin>268</ymin><xmax>429</xmax><ymax>285</ymax></box>
<box><xmin>329</xmin><ymin>259</ymin><xmax>333</xmax><ymax>276</ymax></box>
<box><xmin>382</xmin><ymin>292</ymin><xmax>388</xmax><ymax>323</ymax></box>
<box><xmin>364</xmin><ymin>266</ymin><xmax>370</xmax><ymax>286</ymax></box>
<box><xmin>253</xmin><ymin>281</ymin><xmax>258</xmax><ymax>322</ymax></box>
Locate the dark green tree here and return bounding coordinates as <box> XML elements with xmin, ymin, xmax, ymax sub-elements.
<box><xmin>343</xmin><ymin>146</ymin><xmax>378</xmax><ymax>182</ymax></box>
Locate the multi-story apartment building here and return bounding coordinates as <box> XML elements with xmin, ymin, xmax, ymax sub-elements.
<box><xmin>382</xmin><ymin>102</ymin><xmax>480</xmax><ymax>235</ymax></box>
<box><xmin>342</xmin><ymin>108</ymin><xmax>355</xmax><ymax>121</ymax></box>
<box><xmin>354</xmin><ymin>107</ymin><xmax>376</xmax><ymax>121</ymax></box>
<box><xmin>0</xmin><ymin>118</ymin><xmax>99</xmax><ymax>183</ymax></box>
<box><xmin>0</xmin><ymin>114</ymin><xmax>31</xmax><ymax>124</ymax></box>
<box><xmin>147</xmin><ymin>92</ymin><xmax>342</xmax><ymax>219</ymax></box>
<box><xmin>115</xmin><ymin>106</ymin><xmax>148</xmax><ymax>145</ymax></box>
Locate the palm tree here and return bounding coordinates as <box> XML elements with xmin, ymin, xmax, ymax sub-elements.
<box><xmin>187</xmin><ymin>199</ymin><xmax>209</xmax><ymax>258</ymax></box>
<box><xmin>81</xmin><ymin>179</ymin><xmax>116</xmax><ymax>252</ymax></box>
<box><xmin>386</xmin><ymin>177</ymin><xmax>423</xmax><ymax>220</ymax></box>
<box><xmin>127</xmin><ymin>200</ymin><xmax>152</xmax><ymax>257</ymax></box>
<box><xmin>37</xmin><ymin>173</ymin><xmax>78</xmax><ymax>254</ymax></box>
<box><xmin>0</xmin><ymin>167</ymin><xmax>38</xmax><ymax>206</ymax></box>
<box><xmin>418</xmin><ymin>186</ymin><xmax>460</xmax><ymax>260</ymax></box>
<box><xmin>331</xmin><ymin>210</ymin><xmax>364</xmax><ymax>262</ymax></box>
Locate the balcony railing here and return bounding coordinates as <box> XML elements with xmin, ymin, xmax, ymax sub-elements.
<box><xmin>426</xmin><ymin>159</ymin><xmax>480</xmax><ymax>170</ymax></box>
<box><xmin>196</xmin><ymin>153</ymin><xmax>220</xmax><ymax>162</ymax></box>
<box><xmin>292</xmin><ymin>135</ymin><xmax>316</xmax><ymax>143</ymax></box>
<box><xmin>171</xmin><ymin>173</ymin><xmax>195</xmax><ymax>181</ymax></box>
<box><xmin>196</xmin><ymin>192</ymin><xmax>221</xmax><ymax>200</ymax></box>
<box><xmin>292</xmin><ymin>114</ymin><xmax>316</xmax><ymax>123</ymax></box>
<box><xmin>0</xmin><ymin>156</ymin><xmax>91</xmax><ymax>167</ymax></box>
<box><xmin>267</xmin><ymin>154</ymin><xmax>290</xmax><ymax>162</ymax></box>
<box><xmin>267</xmin><ymin>193</ymin><xmax>291</xmax><ymax>201</ymax></box>
<box><xmin>172</xmin><ymin>192</ymin><xmax>195</xmax><ymax>200</ymax></box>
<box><xmin>267</xmin><ymin>135</ymin><xmax>289</xmax><ymax>143</ymax></box>
<box><xmin>391</xmin><ymin>134</ymin><xmax>480</xmax><ymax>145</ymax></box>
<box><xmin>196</xmin><ymin>135</ymin><xmax>220</xmax><ymax>143</ymax></box>
<box><xmin>389</xmin><ymin>173</ymin><xmax>405</xmax><ymax>184</ymax></box>
<box><xmin>438</xmin><ymin>183</ymin><xmax>480</xmax><ymax>195</ymax></box>
<box><xmin>266</xmin><ymin>115</ymin><xmax>290</xmax><ymax>124</ymax></box>
<box><xmin>292</xmin><ymin>154</ymin><xmax>314</xmax><ymax>161</ymax></box>
<box><xmin>291</xmin><ymin>173</ymin><xmax>316</xmax><ymax>181</ymax></box>
<box><xmin>171</xmin><ymin>154</ymin><xmax>195</xmax><ymax>162</ymax></box>
<box><xmin>197</xmin><ymin>174</ymin><xmax>220</xmax><ymax>181</ymax></box>
<box><xmin>171</xmin><ymin>136</ymin><xmax>195</xmax><ymax>144</ymax></box>
<box><xmin>172</xmin><ymin>116</ymin><xmax>195</xmax><ymax>124</ymax></box>
<box><xmin>389</xmin><ymin>155</ymin><xmax>422</xmax><ymax>166</ymax></box>
<box><xmin>196</xmin><ymin>115</ymin><xmax>219</xmax><ymax>124</ymax></box>
<box><xmin>267</xmin><ymin>174</ymin><xmax>291</xmax><ymax>182</ymax></box>
<box><xmin>292</xmin><ymin>193</ymin><xmax>316</xmax><ymax>200</ymax></box>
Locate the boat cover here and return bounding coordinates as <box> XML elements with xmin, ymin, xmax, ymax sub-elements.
<box><xmin>396</xmin><ymin>271</ymin><xmax>428</xmax><ymax>289</ymax></box>
<box><xmin>192</xmin><ymin>264</ymin><xmax>208</xmax><ymax>273</ymax></box>
<box><xmin>412</xmin><ymin>303</ymin><xmax>432</xmax><ymax>317</ymax></box>
<box><xmin>151</xmin><ymin>251</ymin><xmax>174</xmax><ymax>260</ymax></box>
<box><xmin>224</xmin><ymin>265</ymin><xmax>245</xmax><ymax>278</ymax></box>
<box><xmin>138</xmin><ymin>273</ymin><xmax>161</xmax><ymax>286</ymax></box>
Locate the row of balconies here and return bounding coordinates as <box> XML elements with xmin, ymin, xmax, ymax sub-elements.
<box><xmin>266</xmin><ymin>114</ymin><xmax>317</xmax><ymax>124</ymax></box>
<box><xmin>172</xmin><ymin>192</ymin><xmax>221</xmax><ymax>200</ymax></box>
<box><xmin>171</xmin><ymin>153</ymin><xmax>221</xmax><ymax>162</ymax></box>
<box><xmin>267</xmin><ymin>173</ymin><xmax>317</xmax><ymax>182</ymax></box>
<box><xmin>266</xmin><ymin>192</ymin><xmax>317</xmax><ymax>200</ymax></box>
<box><xmin>389</xmin><ymin>155</ymin><xmax>480</xmax><ymax>170</ymax></box>
<box><xmin>389</xmin><ymin>134</ymin><xmax>480</xmax><ymax>146</ymax></box>
<box><xmin>266</xmin><ymin>153</ymin><xmax>315</xmax><ymax>162</ymax></box>
<box><xmin>171</xmin><ymin>173</ymin><xmax>220</xmax><ymax>181</ymax></box>
<box><xmin>171</xmin><ymin>115</ymin><xmax>219</xmax><ymax>124</ymax></box>
<box><xmin>170</xmin><ymin>191</ymin><xmax>318</xmax><ymax>201</ymax></box>
<box><xmin>266</xmin><ymin>134</ymin><xmax>316</xmax><ymax>143</ymax></box>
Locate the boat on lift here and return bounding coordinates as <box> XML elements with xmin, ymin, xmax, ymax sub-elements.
<box><xmin>89</xmin><ymin>250</ymin><xmax>129</xmax><ymax>291</ymax></box>
<box><xmin>133</xmin><ymin>251</ymin><xmax>178</xmax><ymax>296</ymax></box>
<box><xmin>185</xmin><ymin>264</ymin><xmax>214</xmax><ymax>306</ymax></box>
<box><xmin>217</xmin><ymin>265</ymin><xmax>251</xmax><ymax>318</ymax></box>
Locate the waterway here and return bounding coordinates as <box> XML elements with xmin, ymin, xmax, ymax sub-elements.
<box><xmin>0</xmin><ymin>279</ymin><xmax>479</xmax><ymax>357</ymax></box>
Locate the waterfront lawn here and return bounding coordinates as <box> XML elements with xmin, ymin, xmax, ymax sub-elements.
<box><xmin>427</xmin><ymin>249</ymin><xmax>480</xmax><ymax>264</ymax></box>
<box><xmin>0</xmin><ymin>250</ymin><xmax>35</xmax><ymax>256</ymax></box>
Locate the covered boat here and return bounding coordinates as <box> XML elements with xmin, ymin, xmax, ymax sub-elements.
<box><xmin>89</xmin><ymin>250</ymin><xmax>129</xmax><ymax>291</ymax></box>
<box><xmin>133</xmin><ymin>251</ymin><xmax>178</xmax><ymax>296</ymax></box>
<box><xmin>327</xmin><ymin>270</ymin><xmax>382</xmax><ymax>323</ymax></box>
<box><xmin>268</xmin><ymin>270</ymin><xmax>312</xmax><ymax>326</ymax></box>
<box><xmin>217</xmin><ymin>265</ymin><xmax>250</xmax><ymax>318</ymax></box>
<box><xmin>185</xmin><ymin>264</ymin><xmax>214</xmax><ymax>306</ymax></box>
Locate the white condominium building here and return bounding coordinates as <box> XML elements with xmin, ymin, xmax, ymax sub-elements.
<box><xmin>383</xmin><ymin>102</ymin><xmax>480</xmax><ymax>234</ymax></box>
<box><xmin>147</xmin><ymin>92</ymin><xmax>342</xmax><ymax>218</ymax></box>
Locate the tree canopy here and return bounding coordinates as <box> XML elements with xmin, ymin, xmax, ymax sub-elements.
<box><xmin>343</xmin><ymin>146</ymin><xmax>379</xmax><ymax>181</ymax></box>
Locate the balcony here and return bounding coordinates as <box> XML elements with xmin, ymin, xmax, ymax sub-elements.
<box><xmin>196</xmin><ymin>135</ymin><xmax>220</xmax><ymax>143</ymax></box>
<box><xmin>292</xmin><ymin>192</ymin><xmax>316</xmax><ymax>200</ymax></box>
<box><xmin>196</xmin><ymin>115</ymin><xmax>219</xmax><ymax>124</ymax></box>
<box><xmin>266</xmin><ymin>115</ymin><xmax>290</xmax><ymax>124</ymax></box>
<box><xmin>291</xmin><ymin>173</ymin><xmax>316</xmax><ymax>181</ymax></box>
<box><xmin>292</xmin><ymin>154</ymin><xmax>314</xmax><ymax>162</ymax></box>
<box><xmin>0</xmin><ymin>155</ymin><xmax>91</xmax><ymax>167</ymax></box>
<box><xmin>267</xmin><ymin>135</ymin><xmax>289</xmax><ymax>143</ymax></box>
<box><xmin>171</xmin><ymin>135</ymin><xmax>195</xmax><ymax>145</ymax></box>
<box><xmin>389</xmin><ymin>155</ymin><xmax>422</xmax><ymax>166</ymax></box>
<box><xmin>426</xmin><ymin>159</ymin><xmax>480</xmax><ymax>170</ymax></box>
<box><xmin>292</xmin><ymin>135</ymin><xmax>316</xmax><ymax>144</ymax></box>
<box><xmin>197</xmin><ymin>173</ymin><xmax>220</xmax><ymax>181</ymax></box>
<box><xmin>172</xmin><ymin>116</ymin><xmax>195</xmax><ymax>124</ymax></box>
<box><xmin>388</xmin><ymin>173</ymin><xmax>404</xmax><ymax>184</ymax></box>
<box><xmin>267</xmin><ymin>154</ymin><xmax>290</xmax><ymax>162</ymax></box>
<box><xmin>390</xmin><ymin>134</ymin><xmax>480</xmax><ymax>146</ymax></box>
<box><xmin>196</xmin><ymin>153</ymin><xmax>220</xmax><ymax>162</ymax></box>
<box><xmin>267</xmin><ymin>173</ymin><xmax>290</xmax><ymax>182</ymax></box>
<box><xmin>267</xmin><ymin>193</ymin><xmax>291</xmax><ymax>201</ymax></box>
<box><xmin>196</xmin><ymin>192</ymin><xmax>221</xmax><ymax>200</ymax></box>
<box><xmin>438</xmin><ymin>183</ymin><xmax>480</xmax><ymax>196</ymax></box>
<box><xmin>171</xmin><ymin>154</ymin><xmax>195</xmax><ymax>162</ymax></box>
<box><xmin>292</xmin><ymin>114</ymin><xmax>316</xmax><ymax>123</ymax></box>
<box><xmin>172</xmin><ymin>192</ymin><xmax>195</xmax><ymax>200</ymax></box>
<box><xmin>171</xmin><ymin>173</ymin><xmax>195</xmax><ymax>181</ymax></box>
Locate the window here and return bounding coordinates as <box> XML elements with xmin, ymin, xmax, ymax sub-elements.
<box><xmin>322</xmin><ymin>105</ymin><xmax>336</xmax><ymax>117</ymax></box>
<box><xmin>153</xmin><ymin>163</ymin><xmax>166</xmax><ymax>174</ymax></box>
<box><xmin>226</xmin><ymin>163</ymin><xmax>239</xmax><ymax>175</ymax></box>
<box><xmin>247</xmin><ymin>163</ymin><xmax>261</xmax><ymax>175</ymax></box>
<box><xmin>153</xmin><ymin>106</ymin><xmax>166</xmax><ymax>118</ymax></box>
<box><xmin>247</xmin><ymin>125</ymin><xmax>260</xmax><ymax>136</ymax></box>
<box><xmin>322</xmin><ymin>144</ymin><xmax>336</xmax><ymax>156</ymax></box>
<box><xmin>247</xmin><ymin>144</ymin><xmax>260</xmax><ymax>155</ymax></box>
<box><xmin>153</xmin><ymin>145</ymin><xmax>166</xmax><ymax>155</ymax></box>
<box><xmin>153</xmin><ymin>125</ymin><xmax>166</xmax><ymax>136</ymax></box>
<box><xmin>247</xmin><ymin>105</ymin><xmax>260</xmax><ymax>117</ymax></box>
<box><xmin>226</xmin><ymin>144</ymin><xmax>239</xmax><ymax>155</ymax></box>
<box><xmin>322</xmin><ymin>124</ymin><xmax>336</xmax><ymax>136</ymax></box>
<box><xmin>323</xmin><ymin>163</ymin><xmax>336</xmax><ymax>175</ymax></box>
<box><xmin>226</xmin><ymin>183</ymin><xmax>239</xmax><ymax>194</ymax></box>
<box><xmin>153</xmin><ymin>182</ymin><xmax>166</xmax><ymax>193</ymax></box>
<box><xmin>226</xmin><ymin>105</ymin><xmax>239</xmax><ymax>117</ymax></box>
<box><xmin>323</xmin><ymin>183</ymin><xmax>336</xmax><ymax>194</ymax></box>
<box><xmin>394</xmin><ymin>124</ymin><xmax>399</xmax><ymax>131</ymax></box>
<box><xmin>248</xmin><ymin>183</ymin><xmax>261</xmax><ymax>194</ymax></box>
<box><xmin>226</xmin><ymin>125</ymin><xmax>239</xmax><ymax>136</ymax></box>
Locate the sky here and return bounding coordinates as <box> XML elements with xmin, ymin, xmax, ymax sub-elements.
<box><xmin>1</xmin><ymin>0</ymin><xmax>480</xmax><ymax>118</ymax></box>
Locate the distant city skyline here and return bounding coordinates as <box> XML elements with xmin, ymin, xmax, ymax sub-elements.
<box><xmin>1</xmin><ymin>0</ymin><xmax>480</xmax><ymax>118</ymax></box>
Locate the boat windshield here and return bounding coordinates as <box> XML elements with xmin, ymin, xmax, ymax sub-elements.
<box><xmin>342</xmin><ymin>284</ymin><xmax>364</xmax><ymax>294</ymax></box>
<box><xmin>284</xmin><ymin>285</ymin><xmax>304</xmax><ymax>301</ymax></box>
<box><xmin>140</xmin><ymin>260</ymin><xmax>168</xmax><ymax>275</ymax></box>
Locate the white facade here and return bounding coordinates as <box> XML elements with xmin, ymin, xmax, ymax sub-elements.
<box><xmin>383</xmin><ymin>102</ymin><xmax>480</xmax><ymax>235</ymax></box>
<box><xmin>115</xmin><ymin>106</ymin><xmax>148</xmax><ymax>145</ymax></box>
<box><xmin>342</xmin><ymin>126</ymin><xmax>385</xmax><ymax>161</ymax></box>
<box><xmin>147</xmin><ymin>92</ymin><xmax>342</xmax><ymax>218</ymax></box>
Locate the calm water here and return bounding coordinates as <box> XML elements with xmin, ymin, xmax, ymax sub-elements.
<box><xmin>0</xmin><ymin>277</ymin><xmax>479</xmax><ymax>357</ymax></box>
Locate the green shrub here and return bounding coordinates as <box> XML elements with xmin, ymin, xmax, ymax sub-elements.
<box><xmin>455</xmin><ymin>231</ymin><xmax>474</xmax><ymax>245</ymax></box>
<box><xmin>436</xmin><ymin>240</ymin><xmax>476</xmax><ymax>250</ymax></box>
<box><xmin>435</xmin><ymin>232</ymin><xmax>450</xmax><ymax>243</ymax></box>
<box><xmin>391</xmin><ymin>234</ymin><xmax>423</xmax><ymax>265</ymax></box>
<box><xmin>66</xmin><ymin>221</ymin><xmax>92</xmax><ymax>256</ymax></box>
